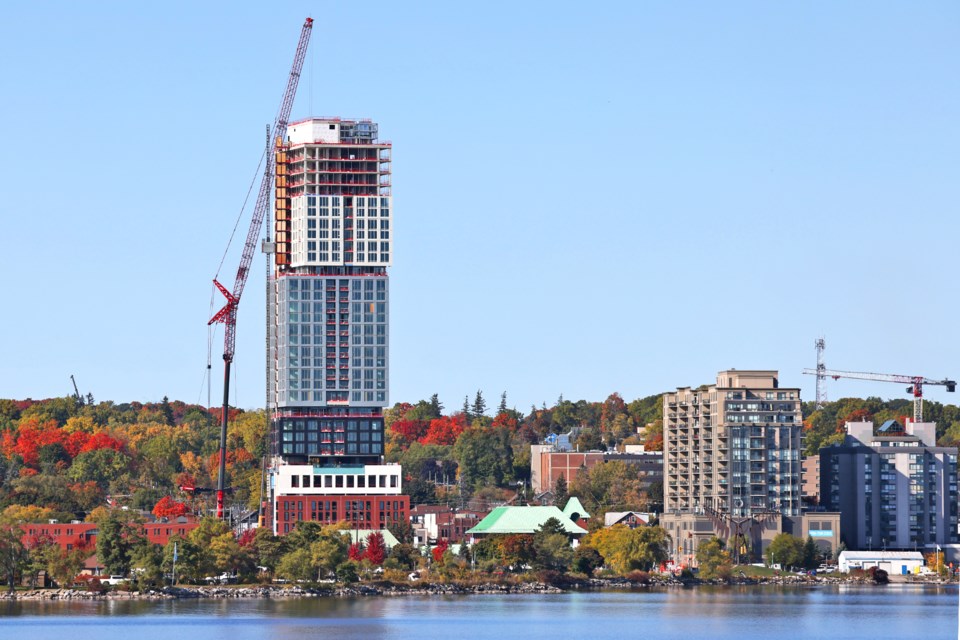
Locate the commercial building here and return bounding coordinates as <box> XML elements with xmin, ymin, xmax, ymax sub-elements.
<box><xmin>820</xmin><ymin>420</ymin><xmax>959</xmax><ymax>550</ymax></box>
<box><xmin>661</xmin><ymin>370</ymin><xmax>839</xmax><ymax>566</ymax></box>
<box><xmin>267</xmin><ymin>118</ymin><xmax>407</xmax><ymax>533</ymax></box>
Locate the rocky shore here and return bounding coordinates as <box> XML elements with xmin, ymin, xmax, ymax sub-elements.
<box><xmin>2</xmin><ymin>574</ymin><xmax>949</xmax><ymax>601</ymax></box>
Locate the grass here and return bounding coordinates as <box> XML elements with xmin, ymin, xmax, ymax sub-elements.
<box><xmin>734</xmin><ymin>565</ymin><xmax>777</xmax><ymax>577</ymax></box>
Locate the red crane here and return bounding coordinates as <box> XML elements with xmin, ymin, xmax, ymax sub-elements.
<box><xmin>802</xmin><ymin>367</ymin><xmax>955</xmax><ymax>423</ymax></box>
<box><xmin>208</xmin><ymin>17</ymin><xmax>313</xmax><ymax>519</ymax></box>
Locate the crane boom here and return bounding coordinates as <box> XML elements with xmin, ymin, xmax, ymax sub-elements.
<box><xmin>802</xmin><ymin>367</ymin><xmax>956</xmax><ymax>423</ymax></box>
<box><xmin>208</xmin><ymin>17</ymin><xmax>313</xmax><ymax>519</ymax></box>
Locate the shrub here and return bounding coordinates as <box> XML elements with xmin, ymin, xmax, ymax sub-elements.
<box><xmin>625</xmin><ymin>570</ymin><xmax>650</xmax><ymax>585</ymax></box>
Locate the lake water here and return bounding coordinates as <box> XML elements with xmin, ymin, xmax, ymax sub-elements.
<box><xmin>0</xmin><ymin>586</ymin><xmax>956</xmax><ymax>640</ymax></box>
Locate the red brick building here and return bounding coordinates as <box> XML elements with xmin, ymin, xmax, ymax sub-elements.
<box><xmin>273</xmin><ymin>494</ymin><xmax>409</xmax><ymax>535</ymax></box>
<box><xmin>21</xmin><ymin>520</ymin><xmax>200</xmax><ymax>550</ymax></box>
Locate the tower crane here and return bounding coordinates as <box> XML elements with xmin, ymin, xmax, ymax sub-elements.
<box><xmin>208</xmin><ymin>17</ymin><xmax>313</xmax><ymax>519</ymax></box>
<box><xmin>801</xmin><ymin>367</ymin><xmax>955</xmax><ymax>423</ymax></box>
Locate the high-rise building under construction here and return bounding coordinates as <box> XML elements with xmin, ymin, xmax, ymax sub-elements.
<box><xmin>267</xmin><ymin>117</ymin><xmax>407</xmax><ymax>534</ymax></box>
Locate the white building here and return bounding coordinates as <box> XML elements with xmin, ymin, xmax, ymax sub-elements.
<box><xmin>838</xmin><ymin>550</ymin><xmax>924</xmax><ymax>575</ymax></box>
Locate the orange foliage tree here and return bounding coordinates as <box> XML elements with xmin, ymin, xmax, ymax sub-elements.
<box><xmin>152</xmin><ymin>496</ymin><xmax>190</xmax><ymax>520</ymax></box>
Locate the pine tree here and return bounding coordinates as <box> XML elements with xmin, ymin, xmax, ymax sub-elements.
<box><xmin>498</xmin><ymin>392</ymin><xmax>508</xmax><ymax>414</ymax></box>
<box><xmin>161</xmin><ymin>396</ymin><xmax>175</xmax><ymax>426</ymax></box>
<box><xmin>462</xmin><ymin>396</ymin><xmax>472</xmax><ymax>421</ymax></box>
<box><xmin>429</xmin><ymin>393</ymin><xmax>443</xmax><ymax>417</ymax></box>
<box><xmin>554</xmin><ymin>474</ymin><xmax>568</xmax><ymax>508</ymax></box>
<box><xmin>472</xmin><ymin>390</ymin><xmax>487</xmax><ymax>417</ymax></box>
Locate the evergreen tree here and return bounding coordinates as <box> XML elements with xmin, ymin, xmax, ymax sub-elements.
<box><xmin>554</xmin><ymin>474</ymin><xmax>569</xmax><ymax>508</ymax></box>
<box><xmin>498</xmin><ymin>392</ymin><xmax>508</xmax><ymax>414</ymax></box>
<box><xmin>472</xmin><ymin>390</ymin><xmax>487</xmax><ymax>417</ymax></box>
<box><xmin>462</xmin><ymin>396</ymin><xmax>472</xmax><ymax>421</ymax></box>
<box><xmin>429</xmin><ymin>394</ymin><xmax>443</xmax><ymax>417</ymax></box>
<box><xmin>161</xmin><ymin>396</ymin><xmax>174</xmax><ymax>426</ymax></box>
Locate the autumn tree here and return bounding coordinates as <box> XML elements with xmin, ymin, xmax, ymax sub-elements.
<box><xmin>152</xmin><ymin>496</ymin><xmax>190</xmax><ymax>520</ymax></box>
<box><xmin>0</xmin><ymin>526</ymin><xmax>28</xmax><ymax>593</ymax></box>
<box><xmin>585</xmin><ymin>525</ymin><xmax>669</xmax><ymax>574</ymax></box>
<box><xmin>696</xmin><ymin>537</ymin><xmax>732</xmax><ymax>579</ymax></box>
<box><xmin>364</xmin><ymin>531</ymin><xmax>387</xmax><ymax>565</ymax></box>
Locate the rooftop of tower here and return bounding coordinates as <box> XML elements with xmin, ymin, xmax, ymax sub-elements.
<box><xmin>287</xmin><ymin>117</ymin><xmax>388</xmax><ymax>146</ymax></box>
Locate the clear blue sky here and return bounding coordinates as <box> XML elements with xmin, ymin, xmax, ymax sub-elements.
<box><xmin>1</xmin><ymin>1</ymin><xmax>957</xmax><ymax>413</ymax></box>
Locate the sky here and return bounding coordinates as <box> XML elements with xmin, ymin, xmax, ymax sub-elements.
<box><xmin>0</xmin><ymin>1</ymin><xmax>957</xmax><ymax>414</ymax></box>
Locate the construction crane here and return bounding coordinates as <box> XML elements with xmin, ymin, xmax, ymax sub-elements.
<box><xmin>801</xmin><ymin>367</ymin><xmax>956</xmax><ymax>423</ymax></box>
<box><xmin>70</xmin><ymin>375</ymin><xmax>83</xmax><ymax>407</ymax></box>
<box><xmin>208</xmin><ymin>17</ymin><xmax>313</xmax><ymax>519</ymax></box>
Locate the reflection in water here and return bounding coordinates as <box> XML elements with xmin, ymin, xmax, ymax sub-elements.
<box><xmin>0</xmin><ymin>587</ymin><xmax>956</xmax><ymax>640</ymax></box>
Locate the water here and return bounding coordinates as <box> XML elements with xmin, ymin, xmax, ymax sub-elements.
<box><xmin>0</xmin><ymin>586</ymin><xmax>956</xmax><ymax>640</ymax></box>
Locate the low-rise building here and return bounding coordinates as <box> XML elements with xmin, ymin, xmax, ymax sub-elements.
<box><xmin>465</xmin><ymin>506</ymin><xmax>588</xmax><ymax>541</ymax></box>
<box><xmin>838</xmin><ymin>550</ymin><xmax>924</xmax><ymax>575</ymax></box>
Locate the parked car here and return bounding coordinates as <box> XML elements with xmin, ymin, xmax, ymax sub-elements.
<box><xmin>100</xmin><ymin>576</ymin><xmax>129</xmax><ymax>586</ymax></box>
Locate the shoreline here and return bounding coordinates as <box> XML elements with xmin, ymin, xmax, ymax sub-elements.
<box><xmin>3</xmin><ymin>574</ymin><xmax>953</xmax><ymax>601</ymax></box>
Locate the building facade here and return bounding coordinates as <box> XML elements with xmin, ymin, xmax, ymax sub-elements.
<box><xmin>530</xmin><ymin>447</ymin><xmax>663</xmax><ymax>495</ymax></box>
<box><xmin>661</xmin><ymin>370</ymin><xmax>825</xmax><ymax>566</ymax></box>
<box><xmin>820</xmin><ymin>420</ymin><xmax>959</xmax><ymax>550</ymax></box>
<box><xmin>268</xmin><ymin>118</ymin><xmax>405</xmax><ymax>534</ymax></box>
<box><xmin>663</xmin><ymin>370</ymin><xmax>803</xmax><ymax>518</ymax></box>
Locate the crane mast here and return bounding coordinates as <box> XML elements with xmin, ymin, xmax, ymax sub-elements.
<box><xmin>208</xmin><ymin>17</ymin><xmax>313</xmax><ymax>519</ymax></box>
<box><xmin>802</xmin><ymin>367</ymin><xmax>956</xmax><ymax>423</ymax></box>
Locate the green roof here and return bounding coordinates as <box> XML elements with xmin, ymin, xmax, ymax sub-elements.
<box><xmin>465</xmin><ymin>506</ymin><xmax>588</xmax><ymax>536</ymax></box>
<box><xmin>562</xmin><ymin>497</ymin><xmax>590</xmax><ymax>519</ymax></box>
<box><xmin>345</xmin><ymin>529</ymin><xmax>400</xmax><ymax>548</ymax></box>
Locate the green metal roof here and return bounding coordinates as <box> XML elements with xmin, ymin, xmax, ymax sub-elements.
<box><xmin>345</xmin><ymin>529</ymin><xmax>400</xmax><ymax>548</ymax></box>
<box><xmin>465</xmin><ymin>506</ymin><xmax>588</xmax><ymax>536</ymax></box>
<box><xmin>562</xmin><ymin>497</ymin><xmax>591</xmax><ymax>519</ymax></box>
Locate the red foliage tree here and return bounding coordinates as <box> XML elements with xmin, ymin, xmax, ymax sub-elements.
<box><xmin>152</xmin><ymin>495</ymin><xmax>190</xmax><ymax>520</ymax></box>
<box><xmin>237</xmin><ymin>528</ymin><xmax>257</xmax><ymax>547</ymax></box>
<box><xmin>422</xmin><ymin>415</ymin><xmax>466</xmax><ymax>446</ymax></box>
<box><xmin>2</xmin><ymin>418</ymin><xmax>65</xmax><ymax>467</ymax></box>
<box><xmin>364</xmin><ymin>532</ymin><xmax>387</xmax><ymax>565</ymax></box>
<box><xmin>432</xmin><ymin>538</ymin><xmax>449</xmax><ymax>565</ymax></box>
<box><xmin>348</xmin><ymin>541</ymin><xmax>365</xmax><ymax>561</ymax></box>
<box><xmin>492</xmin><ymin>412</ymin><xmax>518</xmax><ymax>431</ymax></box>
<box><xmin>391</xmin><ymin>419</ymin><xmax>429</xmax><ymax>444</ymax></box>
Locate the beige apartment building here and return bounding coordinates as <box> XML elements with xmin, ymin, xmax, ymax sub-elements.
<box><xmin>660</xmin><ymin>370</ymin><xmax>838</xmax><ymax>566</ymax></box>
<box><xmin>664</xmin><ymin>370</ymin><xmax>803</xmax><ymax>518</ymax></box>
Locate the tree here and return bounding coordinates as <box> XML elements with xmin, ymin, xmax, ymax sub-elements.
<box><xmin>572</xmin><ymin>545</ymin><xmax>603</xmax><ymax>576</ymax></box>
<box><xmin>348</xmin><ymin>541</ymin><xmax>365</xmax><ymax>562</ymax></box>
<box><xmin>801</xmin><ymin>536</ymin><xmax>819</xmax><ymax>570</ymax></box>
<box><xmin>311</xmin><ymin>529</ymin><xmax>349</xmax><ymax>579</ymax></box>
<box><xmin>766</xmin><ymin>533</ymin><xmax>805</xmax><ymax>569</ymax></box>
<box><xmin>0</xmin><ymin>526</ymin><xmax>28</xmax><ymax>593</ymax></box>
<box><xmin>586</xmin><ymin>525</ymin><xmax>669</xmax><ymax>574</ymax></box>
<box><xmin>277</xmin><ymin>547</ymin><xmax>314</xmax><ymax>583</ymax></box>
<box><xmin>97</xmin><ymin>515</ymin><xmax>137</xmax><ymax>576</ymax></box>
<box><xmin>246</xmin><ymin>527</ymin><xmax>285</xmax><ymax>574</ymax></box>
<box><xmin>462</xmin><ymin>396</ymin><xmax>471</xmax><ymax>422</ymax></box>
<box><xmin>431</xmin><ymin>538</ymin><xmax>449</xmax><ymax>565</ymax></box>
<box><xmin>553</xmin><ymin>475</ymin><xmax>568</xmax><ymax>508</ymax></box>
<box><xmin>364</xmin><ymin>532</ymin><xmax>387</xmax><ymax>565</ymax></box>
<box><xmin>472</xmin><ymin>390</ymin><xmax>487</xmax><ymax>418</ymax></box>
<box><xmin>130</xmin><ymin>542</ymin><xmax>164</xmax><ymax>586</ymax></box>
<box><xmin>498</xmin><ymin>392</ymin><xmax>508</xmax><ymax>415</ymax></box>
<box><xmin>532</xmin><ymin>520</ymin><xmax>573</xmax><ymax>572</ymax></box>
<box><xmin>696</xmin><ymin>537</ymin><xmax>732</xmax><ymax>579</ymax></box>
<box><xmin>152</xmin><ymin>496</ymin><xmax>189</xmax><ymax>520</ymax></box>
<box><xmin>453</xmin><ymin>425</ymin><xmax>515</xmax><ymax>490</ymax></box>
